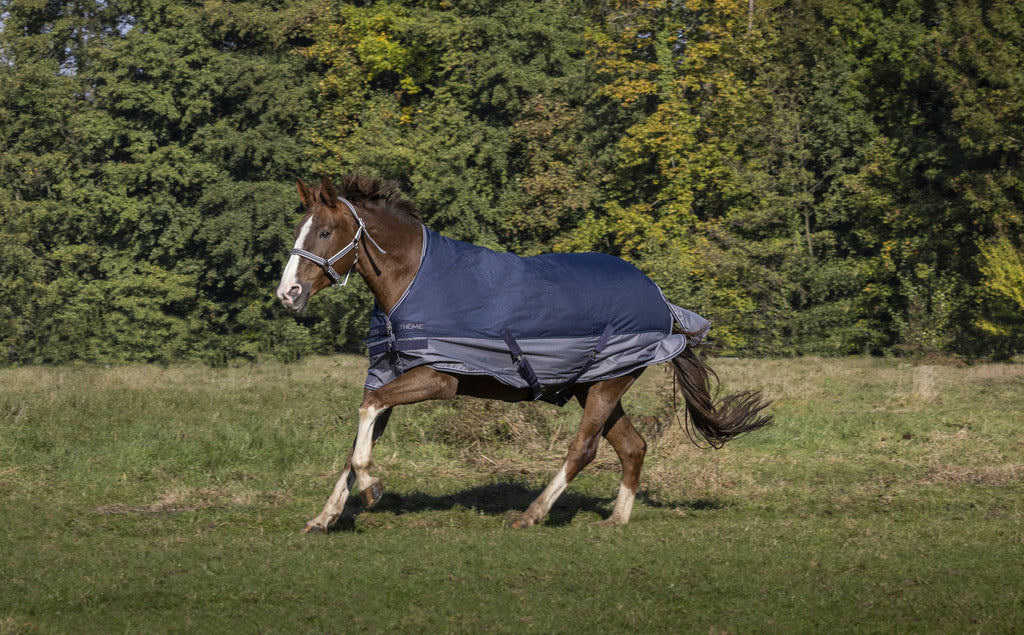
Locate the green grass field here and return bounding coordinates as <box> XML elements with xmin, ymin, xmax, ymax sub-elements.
<box><xmin>2</xmin><ymin>356</ymin><xmax>1022</xmax><ymax>632</ymax></box>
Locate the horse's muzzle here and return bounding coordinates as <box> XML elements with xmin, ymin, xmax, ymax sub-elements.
<box><xmin>277</xmin><ymin>281</ymin><xmax>309</xmax><ymax>312</ymax></box>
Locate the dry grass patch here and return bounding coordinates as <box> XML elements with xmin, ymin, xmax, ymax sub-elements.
<box><xmin>923</xmin><ymin>462</ymin><xmax>1024</xmax><ymax>487</ymax></box>
<box><xmin>92</xmin><ymin>485</ymin><xmax>292</xmax><ymax>516</ymax></box>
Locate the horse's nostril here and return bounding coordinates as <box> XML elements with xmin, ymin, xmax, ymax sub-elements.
<box><xmin>287</xmin><ymin>284</ymin><xmax>302</xmax><ymax>300</ymax></box>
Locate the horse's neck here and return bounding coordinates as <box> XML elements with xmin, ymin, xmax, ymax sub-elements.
<box><xmin>356</xmin><ymin>209</ymin><xmax>423</xmax><ymax>315</ymax></box>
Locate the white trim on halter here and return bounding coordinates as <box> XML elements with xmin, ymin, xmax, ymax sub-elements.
<box><xmin>289</xmin><ymin>197</ymin><xmax>388</xmax><ymax>288</ymax></box>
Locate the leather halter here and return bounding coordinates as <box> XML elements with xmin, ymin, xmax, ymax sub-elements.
<box><xmin>289</xmin><ymin>197</ymin><xmax>387</xmax><ymax>288</ymax></box>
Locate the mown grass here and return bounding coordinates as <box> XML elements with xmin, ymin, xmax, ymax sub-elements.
<box><xmin>1</xmin><ymin>356</ymin><xmax>1022</xmax><ymax>632</ymax></box>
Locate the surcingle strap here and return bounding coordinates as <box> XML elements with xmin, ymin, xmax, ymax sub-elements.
<box><xmin>501</xmin><ymin>328</ymin><xmax>543</xmax><ymax>401</ymax></box>
<box><xmin>501</xmin><ymin>324</ymin><xmax>615</xmax><ymax>406</ymax></box>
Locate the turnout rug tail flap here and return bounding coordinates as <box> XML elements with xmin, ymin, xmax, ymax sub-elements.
<box><xmin>366</xmin><ymin>226</ymin><xmax>710</xmax><ymax>404</ymax></box>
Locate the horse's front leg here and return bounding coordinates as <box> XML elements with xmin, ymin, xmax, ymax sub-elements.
<box><xmin>302</xmin><ymin>367</ymin><xmax>458</xmax><ymax>533</ymax></box>
<box><xmin>302</xmin><ymin>406</ymin><xmax>392</xmax><ymax>533</ymax></box>
<box><xmin>351</xmin><ymin>400</ymin><xmax>391</xmax><ymax>509</ymax></box>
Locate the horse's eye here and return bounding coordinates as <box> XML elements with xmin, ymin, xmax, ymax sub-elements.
<box><xmin>318</xmin><ymin>230</ymin><xmax>331</xmax><ymax>239</ymax></box>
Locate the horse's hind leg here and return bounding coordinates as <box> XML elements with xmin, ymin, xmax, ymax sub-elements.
<box><xmin>598</xmin><ymin>407</ymin><xmax>646</xmax><ymax>526</ymax></box>
<box><xmin>510</xmin><ymin>371</ymin><xmax>641</xmax><ymax>529</ymax></box>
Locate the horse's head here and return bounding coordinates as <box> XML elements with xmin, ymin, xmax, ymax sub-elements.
<box><xmin>276</xmin><ymin>177</ymin><xmax>364</xmax><ymax>312</ymax></box>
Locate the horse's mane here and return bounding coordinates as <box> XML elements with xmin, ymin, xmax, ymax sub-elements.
<box><xmin>336</xmin><ymin>174</ymin><xmax>422</xmax><ymax>220</ymax></box>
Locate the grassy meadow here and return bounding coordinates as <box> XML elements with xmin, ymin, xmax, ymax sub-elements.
<box><xmin>1</xmin><ymin>355</ymin><xmax>1022</xmax><ymax>632</ymax></box>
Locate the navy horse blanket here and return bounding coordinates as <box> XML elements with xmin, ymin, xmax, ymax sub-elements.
<box><xmin>365</xmin><ymin>226</ymin><xmax>710</xmax><ymax>404</ymax></box>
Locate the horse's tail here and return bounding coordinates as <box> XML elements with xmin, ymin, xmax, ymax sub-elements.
<box><xmin>669</xmin><ymin>346</ymin><xmax>773</xmax><ymax>449</ymax></box>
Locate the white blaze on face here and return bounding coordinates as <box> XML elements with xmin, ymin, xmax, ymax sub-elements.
<box><xmin>276</xmin><ymin>215</ymin><xmax>314</xmax><ymax>306</ymax></box>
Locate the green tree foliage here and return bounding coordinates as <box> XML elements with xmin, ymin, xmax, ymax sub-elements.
<box><xmin>560</xmin><ymin>0</ymin><xmax>768</xmax><ymax>350</ymax></box>
<box><xmin>976</xmin><ymin>234</ymin><xmax>1024</xmax><ymax>357</ymax></box>
<box><xmin>834</xmin><ymin>0</ymin><xmax>1024</xmax><ymax>356</ymax></box>
<box><xmin>1</xmin><ymin>0</ymin><xmax>1022</xmax><ymax>363</ymax></box>
<box><xmin>571</xmin><ymin>0</ymin><xmax>1022</xmax><ymax>356</ymax></box>
<box><xmin>1</xmin><ymin>0</ymin><xmax>319</xmax><ymax>363</ymax></box>
<box><xmin>713</xmin><ymin>0</ymin><xmax>882</xmax><ymax>354</ymax></box>
<box><xmin>304</xmin><ymin>0</ymin><xmax>611</xmax><ymax>250</ymax></box>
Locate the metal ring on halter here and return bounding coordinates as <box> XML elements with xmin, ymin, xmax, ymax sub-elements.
<box><xmin>288</xmin><ymin>197</ymin><xmax>387</xmax><ymax>288</ymax></box>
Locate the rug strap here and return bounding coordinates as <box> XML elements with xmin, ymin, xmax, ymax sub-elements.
<box><xmin>367</xmin><ymin>338</ymin><xmax>428</xmax><ymax>357</ymax></box>
<box><xmin>545</xmin><ymin>324</ymin><xmax>615</xmax><ymax>406</ymax></box>
<box><xmin>500</xmin><ymin>328</ymin><xmax>543</xmax><ymax>401</ymax></box>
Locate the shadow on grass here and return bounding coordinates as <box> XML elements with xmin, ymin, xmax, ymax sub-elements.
<box><xmin>327</xmin><ymin>480</ymin><xmax>726</xmax><ymax>532</ymax></box>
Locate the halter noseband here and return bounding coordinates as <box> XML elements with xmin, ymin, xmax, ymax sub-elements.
<box><xmin>289</xmin><ymin>197</ymin><xmax>387</xmax><ymax>288</ymax></box>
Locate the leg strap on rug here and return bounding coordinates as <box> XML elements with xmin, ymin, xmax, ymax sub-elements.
<box><xmin>546</xmin><ymin>324</ymin><xmax>615</xmax><ymax>406</ymax></box>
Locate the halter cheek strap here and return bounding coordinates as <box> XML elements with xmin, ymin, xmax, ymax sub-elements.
<box><xmin>289</xmin><ymin>197</ymin><xmax>387</xmax><ymax>288</ymax></box>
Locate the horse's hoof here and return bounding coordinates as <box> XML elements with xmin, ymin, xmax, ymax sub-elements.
<box><xmin>301</xmin><ymin>522</ymin><xmax>328</xmax><ymax>534</ymax></box>
<box><xmin>593</xmin><ymin>517</ymin><xmax>625</xmax><ymax>527</ymax></box>
<box><xmin>362</xmin><ymin>479</ymin><xmax>385</xmax><ymax>508</ymax></box>
<box><xmin>509</xmin><ymin>515</ymin><xmax>534</xmax><ymax>529</ymax></box>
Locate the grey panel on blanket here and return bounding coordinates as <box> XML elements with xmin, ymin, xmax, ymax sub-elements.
<box><xmin>366</xmin><ymin>331</ymin><xmax>694</xmax><ymax>392</ymax></box>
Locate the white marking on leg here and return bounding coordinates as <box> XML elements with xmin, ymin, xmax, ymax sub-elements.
<box><xmin>305</xmin><ymin>400</ymin><xmax>382</xmax><ymax>530</ymax></box>
<box><xmin>277</xmin><ymin>216</ymin><xmax>313</xmax><ymax>304</ymax></box>
<box><xmin>307</xmin><ymin>463</ymin><xmax>356</xmax><ymax>530</ymax></box>
<box><xmin>537</xmin><ymin>464</ymin><xmax>569</xmax><ymax>509</ymax></box>
<box><xmin>606</xmin><ymin>482</ymin><xmax>635</xmax><ymax>525</ymax></box>
<box><xmin>352</xmin><ymin>404</ymin><xmax>383</xmax><ymax>492</ymax></box>
<box><xmin>517</xmin><ymin>464</ymin><xmax>569</xmax><ymax>526</ymax></box>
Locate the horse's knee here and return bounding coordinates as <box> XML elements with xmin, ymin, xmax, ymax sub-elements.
<box><xmin>359</xmin><ymin>392</ymin><xmax>386</xmax><ymax>415</ymax></box>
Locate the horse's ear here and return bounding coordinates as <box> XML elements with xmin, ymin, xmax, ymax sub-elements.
<box><xmin>320</xmin><ymin>176</ymin><xmax>338</xmax><ymax>203</ymax></box>
<box><xmin>296</xmin><ymin>178</ymin><xmax>313</xmax><ymax>207</ymax></box>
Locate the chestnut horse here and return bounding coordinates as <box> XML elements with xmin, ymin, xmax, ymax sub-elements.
<box><xmin>277</xmin><ymin>175</ymin><xmax>771</xmax><ymax>532</ymax></box>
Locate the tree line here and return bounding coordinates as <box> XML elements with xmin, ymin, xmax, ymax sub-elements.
<box><xmin>1</xmin><ymin>0</ymin><xmax>1021</xmax><ymax>365</ymax></box>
